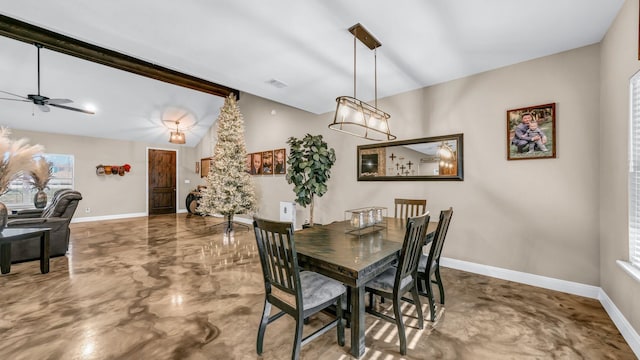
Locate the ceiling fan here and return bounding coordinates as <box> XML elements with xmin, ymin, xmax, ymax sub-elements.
<box><xmin>0</xmin><ymin>43</ymin><xmax>94</xmax><ymax>115</ymax></box>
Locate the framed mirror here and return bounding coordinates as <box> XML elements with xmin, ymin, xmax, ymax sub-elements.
<box><xmin>357</xmin><ymin>133</ymin><xmax>463</xmax><ymax>181</ymax></box>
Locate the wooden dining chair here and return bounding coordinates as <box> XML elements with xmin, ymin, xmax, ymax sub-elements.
<box><xmin>365</xmin><ymin>212</ymin><xmax>430</xmax><ymax>356</ymax></box>
<box><xmin>253</xmin><ymin>217</ymin><xmax>346</xmax><ymax>360</ymax></box>
<box><xmin>416</xmin><ymin>207</ymin><xmax>453</xmax><ymax>322</ymax></box>
<box><xmin>394</xmin><ymin>198</ymin><xmax>427</xmax><ymax>219</ymax></box>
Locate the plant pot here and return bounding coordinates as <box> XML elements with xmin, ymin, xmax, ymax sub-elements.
<box><xmin>33</xmin><ymin>190</ymin><xmax>47</xmax><ymax>209</ymax></box>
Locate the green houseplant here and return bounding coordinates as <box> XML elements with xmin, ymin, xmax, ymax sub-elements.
<box><xmin>286</xmin><ymin>134</ymin><xmax>336</xmax><ymax>226</ymax></box>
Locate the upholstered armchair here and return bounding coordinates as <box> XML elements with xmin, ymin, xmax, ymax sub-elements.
<box><xmin>7</xmin><ymin>190</ymin><xmax>82</xmax><ymax>262</ymax></box>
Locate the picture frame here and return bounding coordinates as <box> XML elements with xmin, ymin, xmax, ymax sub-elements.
<box><xmin>250</xmin><ymin>152</ymin><xmax>263</xmax><ymax>175</ymax></box>
<box><xmin>262</xmin><ymin>150</ymin><xmax>274</xmax><ymax>175</ymax></box>
<box><xmin>245</xmin><ymin>154</ymin><xmax>252</xmax><ymax>173</ymax></box>
<box><xmin>273</xmin><ymin>148</ymin><xmax>286</xmax><ymax>174</ymax></box>
<box><xmin>200</xmin><ymin>157</ymin><xmax>213</xmax><ymax>178</ymax></box>
<box><xmin>506</xmin><ymin>103</ymin><xmax>556</xmax><ymax>160</ymax></box>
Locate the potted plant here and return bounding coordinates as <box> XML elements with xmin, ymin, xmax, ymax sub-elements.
<box><xmin>28</xmin><ymin>156</ymin><xmax>53</xmax><ymax>208</ymax></box>
<box><xmin>286</xmin><ymin>134</ymin><xmax>336</xmax><ymax>226</ymax></box>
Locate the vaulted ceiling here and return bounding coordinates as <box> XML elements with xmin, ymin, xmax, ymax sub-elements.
<box><xmin>0</xmin><ymin>1</ymin><xmax>624</xmax><ymax>146</ymax></box>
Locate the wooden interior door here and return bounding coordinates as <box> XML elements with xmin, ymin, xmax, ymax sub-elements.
<box><xmin>148</xmin><ymin>149</ymin><xmax>176</xmax><ymax>215</ymax></box>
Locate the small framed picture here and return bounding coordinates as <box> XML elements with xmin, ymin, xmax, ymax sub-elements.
<box><xmin>273</xmin><ymin>148</ymin><xmax>286</xmax><ymax>174</ymax></box>
<box><xmin>250</xmin><ymin>153</ymin><xmax>262</xmax><ymax>175</ymax></box>
<box><xmin>506</xmin><ymin>103</ymin><xmax>556</xmax><ymax>160</ymax></box>
<box><xmin>200</xmin><ymin>157</ymin><xmax>213</xmax><ymax>177</ymax></box>
<box><xmin>245</xmin><ymin>154</ymin><xmax>252</xmax><ymax>173</ymax></box>
<box><xmin>262</xmin><ymin>150</ymin><xmax>274</xmax><ymax>175</ymax></box>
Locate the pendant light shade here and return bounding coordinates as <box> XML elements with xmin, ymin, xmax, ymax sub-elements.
<box><xmin>168</xmin><ymin>120</ymin><xmax>186</xmax><ymax>144</ymax></box>
<box><xmin>329</xmin><ymin>23</ymin><xmax>396</xmax><ymax>141</ymax></box>
<box><xmin>332</xmin><ymin>96</ymin><xmax>393</xmax><ymax>141</ymax></box>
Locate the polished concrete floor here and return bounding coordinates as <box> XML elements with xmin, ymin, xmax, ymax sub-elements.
<box><xmin>0</xmin><ymin>214</ymin><xmax>635</xmax><ymax>359</ymax></box>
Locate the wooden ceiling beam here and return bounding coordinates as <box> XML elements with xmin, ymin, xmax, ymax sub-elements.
<box><xmin>0</xmin><ymin>14</ymin><xmax>239</xmax><ymax>99</ymax></box>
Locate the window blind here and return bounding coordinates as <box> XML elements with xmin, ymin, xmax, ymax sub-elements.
<box><xmin>629</xmin><ymin>72</ymin><xmax>640</xmax><ymax>268</ymax></box>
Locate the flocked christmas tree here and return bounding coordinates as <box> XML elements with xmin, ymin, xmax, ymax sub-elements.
<box><xmin>197</xmin><ymin>94</ymin><xmax>257</xmax><ymax>231</ymax></box>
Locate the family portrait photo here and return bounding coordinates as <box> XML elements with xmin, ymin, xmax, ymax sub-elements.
<box><xmin>507</xmin><ymin>103</ymin><xmax>556</xmax><ymax>160</ymax></box>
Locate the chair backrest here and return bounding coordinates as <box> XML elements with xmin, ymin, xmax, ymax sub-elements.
<box><xmin>253</xmin><ymin>217</ymin><xmax>302</xmax><ymax>308</ymax></box>
<box><xmin>424</xmin><ymin>207</ymin><xmax>454</xmax><ymax>271</ymax></box>
<box><xmin>42</xmin><ymin>190</ymin><xmax>83</xmax><ymax>218</ymax></box>
<box><xmin>395</xmin><ymin>212</ymin><xmax>430</xmax><ymax>293</ymax></box>
<box><xmin>394</xmin><ymin>198</ymin><xmax>427</xmax><ymax>219</ymax></box>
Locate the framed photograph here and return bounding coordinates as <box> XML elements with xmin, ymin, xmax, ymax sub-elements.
<box><xmin>262</xmin><ymin>150</ymin><xmax>274</xmax><ymax>175</ymax></box>
<box><xmin>273</xmin><ymin>148</ymin><xmax>286</xmax><ymax>174</ymax></box>
<box><xmin>250</xmin><ymin>152</ymin><xmax>262</xmax><ymax>175</ymax></box>
<box><xmin>200</xmin><ymin>157</ymin><xmax>213</xmax><ymax>178</ymax></box>
<box><xmin>506</xmin><ymin>103</ymin><xmax>556</xmax><ymax>160</ymax></box>
<box><xmin>245</xmin><ymin>154</ymin><xmax>252</xmax><ymax>173</ymax></box>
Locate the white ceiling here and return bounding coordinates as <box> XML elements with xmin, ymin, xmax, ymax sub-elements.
<box><xmin>0</xmin><ymin>1</ymin><xmax>624</xmax><ymax>147</ymax></box>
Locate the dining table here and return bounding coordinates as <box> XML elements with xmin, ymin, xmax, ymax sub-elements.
<box><xmin>294</xmin><ymin>217</ymin><xmax>438</xmax><ymax>358</ymax></box>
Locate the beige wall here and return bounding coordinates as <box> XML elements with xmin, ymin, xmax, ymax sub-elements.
<box><xmin>600</xmin><ymin>0</ymin><xmax>640</xmax><ymax>334</ymax></box>
<box><xmin>199</xmin><ymin>44</ymin><xmax>602</xmax><ymax>286</ymax></box>
<box><xmin>10</xmin><ymin>129</ymin><xmax>200</xmax><ymax>218</ymax></box>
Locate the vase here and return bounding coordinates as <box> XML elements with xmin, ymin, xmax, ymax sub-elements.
<box><xmin>33</xmin><ymin>190</ymin><xmax>47</xmax><ymax>209</ymax></box>
<box><xmin>0</xmin><ymin>201</ymin><xmax>7</xmax><ymax>232</ymax></box>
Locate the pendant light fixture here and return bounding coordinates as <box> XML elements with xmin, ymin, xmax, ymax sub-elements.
<box><xmin>168</xmin><ymin>120</ymin><xmax>186</xmax><ymax>144</ymax></box>
<box><xmin>329</xmin><ymin>23</ymin><xmax>396</xmax><ymax>141</ymax></box>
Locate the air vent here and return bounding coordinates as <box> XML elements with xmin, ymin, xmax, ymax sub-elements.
<box><xmin>266</xmin><ymin>78</ymin><xmax>288</xmax><ymax>88</ymax></box>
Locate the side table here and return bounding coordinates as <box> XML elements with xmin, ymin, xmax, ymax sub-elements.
<box><xmin>0</xmin><ymin>228</ymin><xmax>51</xmax><ymax>274</ymax></box>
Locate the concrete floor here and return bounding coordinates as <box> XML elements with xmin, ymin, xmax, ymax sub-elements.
<box><xmin>0</xmin><ymin>214</ymin><xmax>634</xmax><ymax>359</ymax></box>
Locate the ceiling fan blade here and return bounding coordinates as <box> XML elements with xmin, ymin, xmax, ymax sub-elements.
<box><xmin>47</xmin><ymin>98</ymin><xmax>72</xmax><ymax>105</ymax></box>
<box><xmin>0</xmin><ymin>90</ymin><xmax>28</xmax><ymax>100</ymax></box>
<box><xmin>0</xmin><ymin>97</ymin><xmax>30</xmax><ymax>102</ymax></box>
<box><xmin>38</xmin><ymin>104</ymin><xmax>50</xmax><ymax>112</ymax></box>
<box><xmin>49</xmin><ymin>103</ymin><xmax>95</xmax><ymax>115</ymax></box>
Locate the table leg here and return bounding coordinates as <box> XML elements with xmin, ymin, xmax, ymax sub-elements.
<box><xmin>350</xmin><ymin>285</ymin><xmax>366</xmax><ymax>358</ymax></box>
<box><xmin>0</xmin><ymin>243</ymin><xmax>11</xmax><ymax>274</ymax></box>
<box><xmin>40</xmin><ymin>231</ymin><xmax>49</xmax><ymax>274</ymax></box>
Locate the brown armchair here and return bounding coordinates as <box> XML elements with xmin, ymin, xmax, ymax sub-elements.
<box><xmin>7</xmin><ymin>190</ymin><xmax>82</xmax><ymax>263</ymax></box>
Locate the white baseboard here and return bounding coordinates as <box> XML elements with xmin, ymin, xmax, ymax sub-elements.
<box><xmin>598</xmin><ymin>289</ymin><xmax>640</xmax><ymax>356</ymax></box>
<box><xmin>71</xmin><ymin>212</ymin><xmax>147</xmax><ymax>223</ymax></box>
<box><xmin>441</xmin><ymin>257</ymin><xmax>640</xmax><ymax>358</ymax></box>
<box><xmin>233</xmin><ymin>215</ymin><xmax>253</xmax><ymax>225</ymax></box>
<box><xmin>177</xmin><ymin>209</ymin><xmax>187</xmax><ymax>214</ymax></box>
<box><xmin>440</xmin><ymin>257</ymin><xmax>600</xmax><ymax>299</ymax></box>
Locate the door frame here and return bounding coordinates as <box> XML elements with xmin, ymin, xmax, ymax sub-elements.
<box><xmin>146</xmin><ymin>147</ymin><xmax>179</xmax><ymax>215</ymax></box>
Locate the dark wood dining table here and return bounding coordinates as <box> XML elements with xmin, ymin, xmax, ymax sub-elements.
<box><xmin>294</xmin><ymin>217</ymin><xmax>438</xmax><ymax>358</ymax></box>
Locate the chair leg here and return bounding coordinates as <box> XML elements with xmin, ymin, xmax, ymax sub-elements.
<box><xmin>292</xmin><ymin>317</ymin><xmax>304</xmax><ymax>360</ymax></box>
<box><xmin>369</xmin><ymin>292</ymin><xmax>375</xmax><ymax>310</ymax></box>
<box><xmin>393</xmin><ymin>294</ymin><xmax>407</xmax><ymax>355</ymax></box>
<box><xmin>257</xmin><ymin>299</ymin><xmax>271</xmax><ymax>355</ymax></box>
<box><xmin>434</xmin><ymin>267</ymin><xmax>445</xmax><ymax>304</ymax></box>
<box><xmin>425</xmin><ymin>277</ymin><xmax>436</xmax><ymax>322</ymax></box>
<box><xmin>411</xmin><ymin>285</ymin><xmax>424</xmax><ymax>330</ymax></box>
<box><xmin>337</xmin><ymin>294</ymin><xmax>345</xmax><ymax>346</ymax></box>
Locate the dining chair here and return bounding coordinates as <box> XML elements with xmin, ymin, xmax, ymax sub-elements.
<box><xmin>394</xmin><ymin>198</ymin><xmax>427</xmax><ymax>219</ymax></box>
<box><xmin>253</xmin><ymin>217</ymin><xmax>346</xmax><ymax>360</ymax></box>
<box><xmin>365</xmin><ymin>212</ymin><xmax>430</xmax><ymax>356</ymax></box>
<box><xmin>416</xmin><ymin>207</ymin><xmax>454</xmax><ymax>322</ymax></box>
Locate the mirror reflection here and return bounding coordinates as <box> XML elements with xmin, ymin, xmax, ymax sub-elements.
<box><xmin>357</xmin><ymin>133</ymin><xmax>463</xmax><ymax>181</ymax></box>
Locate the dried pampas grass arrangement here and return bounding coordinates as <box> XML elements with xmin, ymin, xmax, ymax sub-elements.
<box><xmin>29</xmin><ymin>156</ymin><xmax>53</xmax><ymax>191</ymax></box>
<box><xmin>0</xmin><ymin>127</ymin><xmax>44</xmax><ymax>195</ymax></box>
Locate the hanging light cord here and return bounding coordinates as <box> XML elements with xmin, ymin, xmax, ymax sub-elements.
<box><xmin>353</xmin><ymin>35</ymin><xmax>357</xmax><ymax>99</ymax></box>
<box><xmin>374</xmin><ymin>47</ymin><xmax>378</xmax><ymax>109</ymax></box>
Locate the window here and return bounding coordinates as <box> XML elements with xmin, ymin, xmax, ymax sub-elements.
<box><xmin>628</xmin><ymin>72</ymin><xmax>640</xmax><ymax>269</ymax></box>
<box><xmin>0</xmin><ymin>153</ymin><xmax>74</xmax><ymax>208</ymax></box>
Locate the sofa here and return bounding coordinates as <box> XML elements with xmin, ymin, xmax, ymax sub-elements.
<box><xmin>7</xmin><ymin>189</ymin><xmax>82</xmax><ymax>263</ymax></box>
